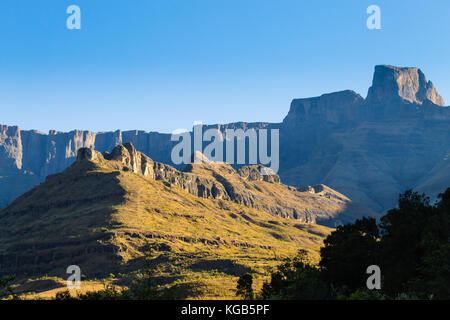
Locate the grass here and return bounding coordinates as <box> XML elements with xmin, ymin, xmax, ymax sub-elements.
<box><xmin>0</xmin><ymin>148</ymin><xmax>333</xmax><ymax>299</ymax></box>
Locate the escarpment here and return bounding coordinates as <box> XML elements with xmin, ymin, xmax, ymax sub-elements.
<box><xmin>2</xmin><ymin>65</ymin><xmax>448</xmax><ymax>213</ymax></box>
<box><xmin>74</xmin><ymin>143</ymin><xmax>377</xmax><ymax>226</ymax></box>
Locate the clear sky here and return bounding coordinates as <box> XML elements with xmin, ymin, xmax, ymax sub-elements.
<box><xmin>0</xmin><ymin>0</ymin><xmax>449</xmax><ymax>133</ymax></box>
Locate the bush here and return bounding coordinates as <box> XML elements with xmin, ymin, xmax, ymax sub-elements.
<box><xmin>259</xmin><ymin>250</ymin><xmax>332</xmax><ymax>300</ymax></box>
<box><xmin>236</xmin><ymin>273</ymin><xmax>254</xmax><ymax>300</ymax></box>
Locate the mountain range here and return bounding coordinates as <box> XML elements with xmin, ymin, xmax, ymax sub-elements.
<box><xmin>1</xmin><ymin>65</ymin><xmax>449</xmax><ymax>213</ymax></box>
<box><xmin>1</xmin><ymin>64</ymin><xmax>449</xmax><ymax>299</ymax></box>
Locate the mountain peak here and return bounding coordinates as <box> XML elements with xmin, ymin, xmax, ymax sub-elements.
<box><xmin>366</xmin><ymin>65</ymin><xmax>445</xmax><ymax>106</ymax></box>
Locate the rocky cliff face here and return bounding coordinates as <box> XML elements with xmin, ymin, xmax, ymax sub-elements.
<box><xmin>1</xmin><ymin>65</ymin><xmax>449</xmax><ymax>214</ymax></box>
<box><xmin>99</xmin><ymin>143</ymin><xmax>231</xmax><ymax>201</ymax></box>
<box><xmin>73</xmin><ymin>143</ymin><xmax>375</xmax><ymax>226</ymax></box>
<box><xmin>0</xmin><ymin>126</ymin><xmax>41</xmax><ymax>208</ymax></box>
<box><xmin>279</xmin><ymin>65</ymin><xmax>449</xmax><ymax>211</ymax></box>
<box><xmin>366</xmin><ymin>65</ymin><xmax>445</xmax><ymax>106</ymax></box>
<box><xmin>285</xmin><ymin>90</ymin><xmax>365</xmax><ymax>124</ymax></box>
<box><xmin>0</xmin><ymin>128</ymin><xmax>176</xmax><ymax>208</ymax></box>
<box><xmin>0</xmin><ymin>125</ymin><xmax>22</xmax><ymax>170</ymax></box>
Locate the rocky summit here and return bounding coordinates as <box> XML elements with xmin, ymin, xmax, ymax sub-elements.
<box><xmin>0</xmin><ymin>65</ymin><xmax>449</xmax><ymax>214</ymax></box>
<box><xmin>366</xmin><ymin>65</ymin><xmax>445</xmax><ymax>106</ymax></box>
<box><xmin>279</xmin><ymin>65</ymin><xmax>449</xmax><ymax>211</ymax></box>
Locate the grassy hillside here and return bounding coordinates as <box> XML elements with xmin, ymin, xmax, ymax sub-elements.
<box><xmin>0</xmin><ymin>146</ymin><xmax>334</xmax><ymax>299</ymax></box>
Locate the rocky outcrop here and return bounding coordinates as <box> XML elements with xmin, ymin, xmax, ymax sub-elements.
<box><xmin>285</xmin><ymin>90</ymin><xmax>365</xmax><ymax>124</ymax></box>
<box><xmin>80</xmin><ymin>143</ymin><xmax>231</xmax><ymax>202</ymax></box>
<box><xmin>237</xmin><ymin>165</ymin><xmax>280</xmax><ymax>183</ymax></box>
<box><xmin>77</xmin><ymin>147</ymin><xmax>104</xmax><ymax>162</ymax></box>
<box><xmin>366</xmin><ymin>65</ymin><xmax>445</xmax><ymax>106</ymax></box>
<box><xmin>0</xmin><ymin>125</ymin><xmax>22</xmax><ymax>170</ymax></box>
<box><xmin>78</xmin><ymin>143</ymin><xmax>274</xmax><ymax>208</ymax></box>
<box><xmin>74</xmin><ymin>143</ymin><xmax>373</xmax><ymax>225</ymax></box>
<box><xmin>296</xmin><ymin>185</ymin><xmax>353</xmax><ymax>203</ymax></box>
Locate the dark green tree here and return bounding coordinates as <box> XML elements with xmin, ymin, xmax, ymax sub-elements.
<box><xmin>236</xmin><ymin>273</ymin><xmax>254</xmax><ymax>300</ymax></box>
<box><xmin>259</xmin><ymin>188</ymin><xmax>450</xmax><ymax>300</ymax></box>
<box><xmin>378</xmin><ymin>190</ymin><xmax>434</xmax><ymax>296</ymax></box>
<box><xmin>319</xmin><ymin>217</ymin><xmax>379</xmax><ymax>294</ymax></box>
<box><xmin>407</xmin><ymin>188</ymin><xmax>450</xmax><ymax>299</ymax></box>
<box><xmin>122</xmin><ymin>243</ymin><xmax>162</xmax><ymax>299</ymax></box>
<box><xmin>0</xmin><ymin>275</ymin><xmax>16</xmax><ymax>299</ymax></box>
<box><xmin>260</xmin><ymin>250</ymin><xmax>331</xmax><ymax>300</ymax></box>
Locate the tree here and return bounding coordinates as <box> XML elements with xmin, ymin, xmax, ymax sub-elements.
<box><xmin>122</xmin><ymin>243</ymin><xmax>162</xmax><ymax>299</ymax></box>
<box><xmin>378</xmin><ymin>190</ymin><xmax>433</xmax><ymax>295</ymax></box>
<box><xmin>236</xmin><ymin>273</ymin><xmax>254</xmax><ymax>300</ymax></box>
<box><xmin>410</xmin><ymin>188</ymin><xmax>450</xmax><ymax>299</ymax></box>
<box><xmin>260</xmin><ymin>250</ymin><xmax>331</xmax><ymax>300</ymax></box>
<box><xmin>375</xmin><ymin>189</ymin><xmax>450</xmax><ymax>298</ymax></box>
<box><xmin>319</xmin><ymin>217</ymin><xmax>379</xmax><ymax>294</ymax></box>
<box><xmin>0</xmin><ymin>276</ymin><xmax>16</xmax><ymax>299</ymax></box>
<box><xmin>259</xmin><ymin>188</ymin><xmax>450</xmax><ymax>300</ymax></box>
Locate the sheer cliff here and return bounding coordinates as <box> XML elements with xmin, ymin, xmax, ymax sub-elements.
<box><xmin>1</xmin><ymin>65</ymin><xmax>449</xmax><ymax>213</ymax></box>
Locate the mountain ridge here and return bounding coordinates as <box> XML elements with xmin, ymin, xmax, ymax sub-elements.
<box><xmin>1</xmin><ymin>65</ymin><xmax>449</xmax><ymax>213</ymax></box>
<box><xmin>76</xmin><ymin>142</ymin><xmax>376</xmax><ymax>226</ymax></box>
<box><xmin>0</xmin><ymin>142</ymin><xmax>339</xmax><ymax>298</ymax></box>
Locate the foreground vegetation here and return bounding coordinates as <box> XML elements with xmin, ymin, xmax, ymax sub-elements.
<box><xmin>238</xmin><ymin>188</ymin><xmax>450</xmax><ymax>300</ymax></box>
<box><xmin>2</xmin><ymin>185</ymin><xmax>448</xmax><ymax>300</ymax></box>
<box><xmin>0</xmin><ymin>152</ymin><xmax>332</xmax><ymax>299</ymax></box>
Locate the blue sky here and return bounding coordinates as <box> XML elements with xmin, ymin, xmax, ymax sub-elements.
<box><xmin>0</xmin><ymin>0</ymin><xmax>449</xmax><ymax>133</ymax></box>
